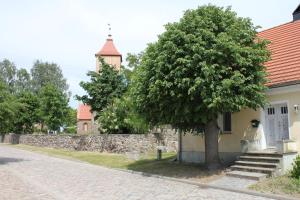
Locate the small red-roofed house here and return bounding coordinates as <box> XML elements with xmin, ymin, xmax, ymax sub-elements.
<box><xmin>77</xmin><ymin>104</ymin><xmax>93</xmax><ymax>134</ymax></box>
<box><xmin>180</xmin><ymin>5</ymin><xmax>300</xmax><ymax>173</ymax></box>
<box><xmin>77</xmin><ymin>34</ymin><xmax>122</xmax><ymax>134</ymax></box>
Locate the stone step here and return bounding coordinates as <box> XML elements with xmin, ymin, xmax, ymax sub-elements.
<box><xmin>230</xmin><ymin>165</ymin><xmax>276</xmax><ymax>175</ymax></box>
<box><xmin>239</xmin><ymin>155</ymin><xmax>281</xmax><ymax>163</ymax></box>
<box><xmin>226</xmin><ymin>170</ymin><xmax>268</xmax><ymax>181</ymax></box>
<box><xmin>235</xmin><ymin>160</ymin><xmax>279</xmax><ymax>168</ymax></box>
<box><xmin>244</xmin><ymin>152</ymin><xmax>283</xmax><ymax>158</ymax></box>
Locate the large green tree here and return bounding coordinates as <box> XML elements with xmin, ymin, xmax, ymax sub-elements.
<box><xmin>0</xmin><ymin>59</ymin><xmax>32</xmax><ymax>94</ymax></box>
<box><xmin>38</xmin><ymin>84</ymin><xmax>69</xmax><ymax>131</ymax></box>
<box><xmin>31</xmin><ymin>60</ymin><xmax>69</xmax><ymax>95</ymax></box>
<box><xmin>0</xmin><ymin>81</ymin><xmax>21</xmax><ymax>134</ymax></box>
<box><xmin>14</xmin><ymin>92</ymin><xmax>40</xmax><ymax>133</ymax></box>
<box><xmin>0</xmin><ymin>59</ymin><xmax>17</xmax><ymax>92</ymax></box>
<box><xmin>0</xmin><ymin>59</ymin><xmax>71</xmax><ymax>134</ymax></box>
<box><xmin>15</xmin><ymin>68</ymin><xmax>32</xmax><ymax>93</ymax></box>
<box><xmin>76</xmin><ymin>59</ymin><xmax>126</xmax><ymax>118</ymax></box>
<box><xmin>131</xmin><ymin>5</ymin><xmax>270</xmax><ymax>169</ymax></box>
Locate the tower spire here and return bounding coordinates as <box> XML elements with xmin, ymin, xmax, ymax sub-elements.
<box><xmin>107</xmin><ymin>23</ymin><xmax>112</xmax><ymax>39</ymax></box>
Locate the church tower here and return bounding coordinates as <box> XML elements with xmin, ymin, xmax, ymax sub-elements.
<box><xmin>77</xmin><ymin>27</ymin><xmax>122</xmax><ymax>134</ymax></box>
<box><xmin>95</xmin><ymin>27</ymin><xmax>122</xmax><ymax>72</ymax></box>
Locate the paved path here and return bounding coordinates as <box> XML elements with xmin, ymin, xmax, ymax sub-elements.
<box><xmin>0</xmin><ymin>145</ymin><xmax>274</xmax><ymax>200</ymax></box>
<box><xmin>208</xmin><ymin>176</ymin><xmax>257</xmax><ymax>190</ymax></box>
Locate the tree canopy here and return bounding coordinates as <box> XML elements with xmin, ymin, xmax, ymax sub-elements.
<box><xmin>76</xmin><ymin>58</ymin><xmax>126</xmax><ymax>117</ymax></box>
<box><xmin>0</xmin><ymin>58</ymin><xmax>72</xmax><ymax>134</ymax></box>
<box><xmin>0</xmin><ymin>59</ymin><xmax>17</xmax><ymax>92</ymax></box>
<box><xmin>14</xmin><ymin>92</ymin><xmax>40</xmax><ymax>133</ymax></box>
<box><xmin>31</xmin><ymin>60</ymin><xmax>69</xmax><ymax>95</ymax></box>
<box><xmin>98</xmin><ymin>94</ymin><xmax>149</xmax><ymax>134</ymax></box>
<box><xmin>131</xmin><ymin>5</ymin><xmax>270</xmax><ymax>168</ymax></box>
<box><xmin>132</xmin><ymin>5</ymin><xmax>270</xmax><ymax>130</ymax></box>
<box><xmin>15</xmin><ymin>68</ymin><xmax>32</xmax><ymax>93</ymax></box>
<box><xmin>39</xmin><ymin>84</ymin><xmax>69</xmax><ymax>131</ymax></box>
<box><xmin>0</xmin><ymin>81</ymin><xmax>21</xmax><ymax>134</ymax></box>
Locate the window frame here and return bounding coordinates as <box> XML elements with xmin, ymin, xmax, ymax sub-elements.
<box><xmin>222</xmin><ymin>112</ymin><xmax>232</xmax><ymax>134</ymax></box>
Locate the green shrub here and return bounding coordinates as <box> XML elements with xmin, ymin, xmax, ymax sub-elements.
<box><xmin>291</xmin><ymin>155</ymin><xmax>300</xmax><ymax>179</ymax></box>
<box><xmin>64</xmin><ymin>126</ymin><xmax>76</xmax><ymax>134</ymax></box>
<box><xmin>98</xmin><ymin>96</ymin><xmax>149</xmax><ymax>134</ymax></box>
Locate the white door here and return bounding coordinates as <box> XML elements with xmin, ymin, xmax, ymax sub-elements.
<box><xmin>265</xmin><ymin>103</ymin><xmax>289</xmax><ymax>148</ymax></box>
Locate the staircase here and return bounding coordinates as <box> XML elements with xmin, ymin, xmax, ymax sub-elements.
<box><xmin>227</xmin><ymin>151</ymin><xmax>283</xmax><ymax>180</ymax></box>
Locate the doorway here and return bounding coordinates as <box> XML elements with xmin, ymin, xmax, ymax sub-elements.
<box><xmin>265</xmin><ymin>103</ymin><xmax>289</xmax><ymax>148</ymax></box>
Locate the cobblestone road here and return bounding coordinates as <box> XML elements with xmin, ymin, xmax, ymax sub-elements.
<box><xmin>0</xmin><ymin>145</ymin><xmax>274</xmax><ymax>200</ymax></box>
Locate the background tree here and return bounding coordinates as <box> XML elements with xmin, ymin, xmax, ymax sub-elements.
<box><xmin>0</xmin><ymin>58</ymin><xmax>72</xmax><ymax>134</ymax></box>
<box><xmin>131</xmin><ymin>5</ymin><xmax>270</xmax><ymax>169</ymax></box>
<box><xmin>14</xmin><ymin>92</ymin><xmax>40</xmax><ymax>133</ymax></box>
<box><xmin>126</xmin><ymin>52</ymin><xmax>143</xmax><ymax>70</ymax></box>
<box><xmin>76</xmin><ymin>59</ymin><xmax>126</xmax><ymax>118</ymax></box>
<box><xmin>15</xmin><ymin>68</ymin><xmax>32</xmax><ymax>94</ymax></box>
<box><xmin>98</xmin><ymin>94</ymin><xmax>149</xmax><ymax>134</ymax></box>
<box><xmin>38</xmin><ymin>84</ymin><xmax>69</xmax><ymax>131</ymax></box>
<box><xmin>31</xmin><ymin>60</ymin><xmax>69</xmax><ymax>95</ymax></box>
<box><xmin>0</xmin><ymin>59</ymin><xmax>17</xmax><ymax>92</ymax></box>
<box><xmin>65</xmin><ymin>107</ymin><xmax>77</xmax><ymax>127</ymax></box>
<box><xmin>77</xmin><ymin>56</ymin><xmax>148</xmax><ymax>134</ymax></box>
<box><xmin>0</xmin><ymin>81</ymin><xmax>21</xmax><ymax>134</ymax></box>
<box><xmin>0</xmin><ymin>59</ymin><xmax>32</xmax><ymax>94</ymax></box>
<box><xmin>64</xmin><ymin>107</ymin><xmax>77</xmax><ymax>133</ymax></box>
<box><xmin>123</xmin><ymin>52</ymin><xmax>143</xmax><ymax>85</ymax></box>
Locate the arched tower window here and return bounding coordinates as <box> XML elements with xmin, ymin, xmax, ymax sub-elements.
<box><xmin>83</xmin><ymin>123</ymin><xmax>88</xmax><ymax>131</ymax></box>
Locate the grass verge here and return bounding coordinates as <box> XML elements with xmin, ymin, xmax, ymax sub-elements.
<box><xmin>10</xmin><ymin>144</ymin><xmax>223</xmax><ymax>183</ymax></box>
<box><xmin>249</xmin><ymin>175</ymin><xmax>300</xmax><ymax>198</ymax></box>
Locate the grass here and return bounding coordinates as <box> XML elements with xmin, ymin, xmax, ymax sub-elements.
<box><xmin>10</xmin><ymin>144</ymin><xmax>223</xmax><ymax>183</ymax></box>
<box><xmin>249</xmin><ymin>175</ymin><xmax>300</xmax><ymax>198</ymax></box>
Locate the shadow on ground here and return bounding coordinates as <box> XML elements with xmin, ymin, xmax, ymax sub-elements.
<box><xmin>0</xmin><ymin>157</ymin><xmax>25</xmax><ymax>165</ymax></box>
<box><xmin>126</xmin><ymin>155</ymin><xmax>224</xmax><ymax>182</ymax></box>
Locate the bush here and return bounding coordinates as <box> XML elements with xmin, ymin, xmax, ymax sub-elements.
<box><xmin>98</xmin><ymin>96</ymin><xmax>149</xmax><ymax>134</ymax></box>
<box><xmin>291</xmin><ymin>155</ymin><xmax>300</xmax><ymax>179</ymax></box>
<box><xmin>64</xmin><ymin>126</ymin><xmax>76</xmax><ymax>134</ymax></box>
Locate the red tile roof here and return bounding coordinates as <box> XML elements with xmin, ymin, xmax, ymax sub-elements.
<box><xmin>77</xmin><ymin>104</ymin><xmax>92</xmax><ymax>120</ymax></box>
<box><xmin>257</xmin><ymin>20</ymin><xmax>300</xmax><ymax>87</ymax></box>
<box><xmin>95</xmin><ymin>38</ymin><xmax>122</xmax><ymax>57</ymax></box>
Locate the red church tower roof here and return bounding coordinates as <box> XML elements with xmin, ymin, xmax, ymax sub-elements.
<box><xmin>95</xmin><ymin>37</ymin><xmax>122</xmax><ymax>57</ymax></box>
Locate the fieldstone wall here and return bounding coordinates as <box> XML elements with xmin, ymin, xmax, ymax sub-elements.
<box><xmin>3</xmin><ymin>129</ymin><xmax>178</xmax><ymax>153</ymax></box>
<box><xmin>2</xmin><ymin>133</ymin><xmax>20</xmax><ymax>144</ymax></box>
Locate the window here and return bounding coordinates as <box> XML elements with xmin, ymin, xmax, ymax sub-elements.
<box><xmin>281</xmin><ymin>106</ymin><xmax>288</xmax><ymax>114</ymax></box>
<box><xmin>267</xmin><ymin>107</ymin><xmax>275</xmax><ymax>115</ymax></box>
<box><xmin>83</xmin><ymin>123</ymin><xmax>88</xmax><ymax>131</ymax></box>
<box><xmin>223</xmin><ymin>112</ymin><xmax>231</xmax><ymax>132</ymax></box>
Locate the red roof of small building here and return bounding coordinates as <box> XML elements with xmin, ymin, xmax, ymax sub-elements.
<box><xmin>77</xmin><ymin>104</ymin><xmax>92</xmax><ymax>120</ymax></box>
<box><xmin>258</xmin><ymin>20</ymin><xmax>300</xmax><ymax>87</ymax></box>
<box><xmin>95</xmin><ymin>38</ymin><xmax>122</xmax><ymax>57</ymax></box>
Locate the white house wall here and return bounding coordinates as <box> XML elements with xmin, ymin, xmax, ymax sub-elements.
<box><xmin>181</xmin><ymin>89</ymin><xmax>300</xmax><ymax>163</ymax></box>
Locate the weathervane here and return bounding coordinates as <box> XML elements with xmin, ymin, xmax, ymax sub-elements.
<box><xmin>108</xmin><ymin>23</ymin><xmax>112</xmax><ymax>38</ymax></box>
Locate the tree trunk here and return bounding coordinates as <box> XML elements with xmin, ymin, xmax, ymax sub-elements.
<box><xmin>204</xmin><ymin>118</ymin><xmax>221</xmax><ymax>170</ymax></box>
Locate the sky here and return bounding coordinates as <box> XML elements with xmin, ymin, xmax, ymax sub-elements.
<box><xmin>0</xmin><ymin>0</ymin><xmax>299</xmax><ymax>108</ymax></box>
